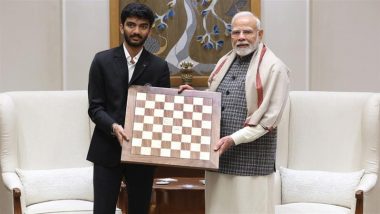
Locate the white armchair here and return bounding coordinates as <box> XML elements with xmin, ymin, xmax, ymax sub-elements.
<box><xmin>0</xmin><ymin>91</ymin><xmax>123</xmax><ymax>214</ymax></box>
<box><xmin>275</xmin><ymin>91</ymin><xmax>380</xmax><ymax>214</ymax></box>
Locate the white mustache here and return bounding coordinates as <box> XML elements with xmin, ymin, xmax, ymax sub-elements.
<box><xmin>236</xmin><ymin>42</ymin><xmax>250</xmax><ymax>46</ymax></box>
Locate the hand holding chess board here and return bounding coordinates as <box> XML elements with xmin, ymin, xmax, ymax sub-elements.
<box><xmin>121</xmin><ymin>85</ymin><xmax>221</xmax><ymax>170</ymax></box>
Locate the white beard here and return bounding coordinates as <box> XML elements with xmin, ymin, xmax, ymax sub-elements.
<box><xmin>233</xmin><ymin>31</ymin><xmax>260</xmax><ymax>56</ymax></box>
<box><xmin>235</xmin><ymin>45</ymin><xmax>255</xmax><ymax>56</ymax></box>
<box><xmin>234</xmin><ymin>38</ymin><xmax>260</xmax><ymax>57</ymax></box>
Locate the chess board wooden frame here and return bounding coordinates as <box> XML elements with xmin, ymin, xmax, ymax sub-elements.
<box><xmin>121</xmin><ymin>85</ymin><xmax>221</xmax><ymax>170</ymax></box>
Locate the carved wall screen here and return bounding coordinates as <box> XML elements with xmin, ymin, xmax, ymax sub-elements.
<box><xmin>110</xmin><ymin>0</ymin><xmax>260</xmax><ymax>86</ymax></box>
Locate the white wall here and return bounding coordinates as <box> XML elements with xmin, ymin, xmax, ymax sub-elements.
<box><xmin>0</xmin><ymin>0</ymin><xmax>109</xmax><ymax>92</ymax></box>
<box><xmin>310</xmin><ymin>0</ymin><xmax>380</xmax><ymax>92</ymax></box>
<box><xmin>63</xmin><ymin>0</ymin><xmax>109</xmax><ymax>90</ymax></box>
<box><xmin>0</xmin><ymin>0</ymin><xmax>63</xmax><ymax>91</ymax></box>
<box><xmin>262</xmin><ymin>0</ymin><xmax>380</xmax><ymax>93</ymax></box>
<box><xmin>262</xmin><ymin>0</ymin><xmax>309</xmax><ymax>91</ymax></box>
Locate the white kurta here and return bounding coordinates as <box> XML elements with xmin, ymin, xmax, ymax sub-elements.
<box><xmin>206</xmin><ymin>171</ymin><xmax>275</xmax><ymax>214</ymax></box>
<box><xmin>205</xmin><ymin>43</ymin><xmax>289</xmax><ymax>214</ymax></box>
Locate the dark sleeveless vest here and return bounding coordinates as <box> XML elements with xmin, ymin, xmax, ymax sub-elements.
<box><xmin>216</xmin><ymin>53</ymin><xmax>277</xmax><ymax>176</ymax></box>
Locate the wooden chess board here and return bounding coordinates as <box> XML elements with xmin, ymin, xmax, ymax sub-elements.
<box><xmin>121</xmin><ymin>85</ymin><xmax>221</xmax><ymax>170</ymax></box>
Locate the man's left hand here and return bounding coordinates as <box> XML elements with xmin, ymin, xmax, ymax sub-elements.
<box><xmin>214</xmin><ymin>136</ymin><xmax>235</xmax><ymax>155</ymax></box>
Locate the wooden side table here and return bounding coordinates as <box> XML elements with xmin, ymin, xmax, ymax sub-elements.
<box><xmin>151</xmin><ymin>177</ymin><xmax>205</xmax><ymax>214</ymax></box>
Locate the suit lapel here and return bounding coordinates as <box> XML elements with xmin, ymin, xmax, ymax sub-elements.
<box><xmin>113</xmin><ymin>45</ymin><xmax>129</xmax><ymax>77</ymax></box>
<box><xmin>128</xmin><ymin>49</ymin><xmax>150</xmax><ymax>86</ymax></box>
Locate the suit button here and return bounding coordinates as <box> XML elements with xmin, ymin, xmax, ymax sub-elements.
<box><xmin>232</xmin><ymin>76</ymin><xmax>236</xmax><ymax>80</ymax></box>
<box><xmin>222</xmin><ymin>106</ymin><xmax>225</xmax><ymax>111</ymax></box>
<box><xmin>226</xmin><ymin>90</ymin><xmax>230</xmax><ymax>95</ymax></box>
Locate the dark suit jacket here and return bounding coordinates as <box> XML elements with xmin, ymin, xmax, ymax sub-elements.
<box><xmin>87</xmin><ymin>45</ymin><xmax>170</xmax><ymax>167</ymax></box>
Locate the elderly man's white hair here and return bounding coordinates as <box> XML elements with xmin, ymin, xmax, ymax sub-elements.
<box><xmin>231</xmin><ymin>11</ymin><xmax>261</xmax><ymax>30</ymax></box>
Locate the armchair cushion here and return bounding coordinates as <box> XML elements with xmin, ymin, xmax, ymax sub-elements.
<box><xmin>275</xmin><ymin>202</ymin><xmax>350</xmax><ymax>214</ymax></box>
<box><xmin>15</xmin><ymin>166</ymin><xmax>93</xmax><ymax>206</ymax></box>
<box><xmin>26</xmin><ymin>200</ymin><xmax>122</xmax><ymax>214</ymax></box>
<box><xmin>27</xmin><ymin>200</ymin><xmax>93</xmax><ymax>214</ymax></box>
<box><xmin>280</xmin><ymin>167</ymin><xmax>364</xmax><ymax>208</ymax></box>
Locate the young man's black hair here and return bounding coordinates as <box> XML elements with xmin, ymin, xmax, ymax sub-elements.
<box><xmin>120</xmin><ymin>2</ymin><xmax>155</xmax><ymax>26</ymax></box>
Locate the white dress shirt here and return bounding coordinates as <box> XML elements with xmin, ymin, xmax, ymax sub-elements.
<box><xmin>123</xmin><ymin>44</ymin><xmax>143</xmax><ymax>82</ymax></box>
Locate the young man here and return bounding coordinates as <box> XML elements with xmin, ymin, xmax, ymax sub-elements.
<box><xmin>87</xmin><ymin>3</ymin><xmax>170</xmax><ymax>214</ymax></box>
<box><xmin>179</xmin><ymin>11</ymin><xmax>290</xmax><ymax>213</ymax></box>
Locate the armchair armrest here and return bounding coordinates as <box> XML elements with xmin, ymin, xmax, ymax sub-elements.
<box><xmin>354</xmin><ymin>173</ymin><xmax>377</xmax><ymax>214</ymax></box>
<box><xmin>356</xmin><ymin>173</ymin><xmax>377</xmax><ymax>193</ymax></box>
<box><xmin>355</xmin><ymin>190</ymin><xmax>363</xmax><ymax>214</ymax></box>
<box><xmin>2</xmin><ymin>172</ymin><xmax>26</xmax><ymax>214</ymax></box>
<box><xmin>3</xmin><ymin>172</ymin><xmax>23</xmax><ymax>190</ymax></box>
<box><xmin>13</xmin><ymin>188</ymin><xmax>21</xmax><ymax>214</ymax></box>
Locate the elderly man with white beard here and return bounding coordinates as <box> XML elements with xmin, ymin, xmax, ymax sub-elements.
<box><xmin>179</xmin><ymin>11</ymin><xmax>290</xmax><ymax>213</ymax></box>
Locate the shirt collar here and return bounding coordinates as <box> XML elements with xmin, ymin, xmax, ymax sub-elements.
<box><xmin>235</xmin><ymin>51</ymin><xmax>255</xmax><ymax>64</ymax></box>
<box><xmin>123</xmin><ymin>44</ymin><xmax>143</xmax><ymax>64</ymax></box>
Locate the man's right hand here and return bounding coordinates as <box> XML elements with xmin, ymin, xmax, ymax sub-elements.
<box><xmin>178</xmin><ymin>84</ymin><xmax>194</xmax><ymax>93</ymax></box>
<box><xmin>112</xmin><ymin>123</ymin><xmax>128</xmax><ymax>147</ymax></box>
